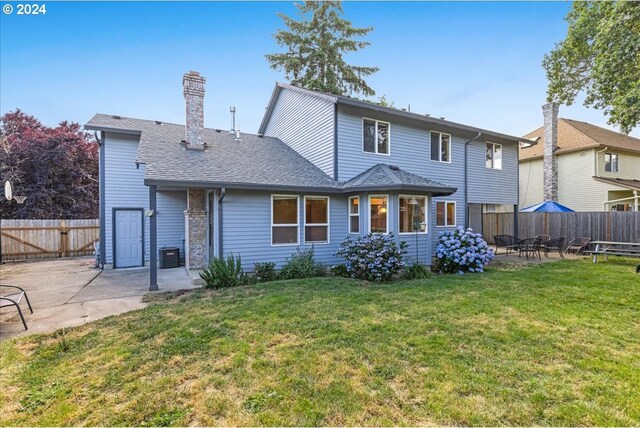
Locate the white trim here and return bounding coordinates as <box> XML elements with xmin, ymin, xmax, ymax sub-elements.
<box><xmin>271</xmin><ymin>194</ymin><xmax>300</xmax><ymax>246</ymax></box>
<box><xmin>485</xmin><ymin>142</ymin><xmax>503</xmax><ymax>170</ymax></box>
<box><xmin>435</xmin><ymin>200</ymin><xmax>457</xmax><ymax>227</ymax></box>
<box><xmin>398</xmin><ymin>194</ymin><xmax>428</xmax><ymax>234</ymax></box>
<box><xmin>348</xmin><ymin>195</ymin><xmax>360</xmax><ymax>234</ymax></box>
<box><xmin>429</xmin><ymin>130</ymin><xmax>452</xmax><ymax>164</ymax></box>
<box><xmin>303</xmin><ymin>195</ymin><xmax>330</xmax><ymax>244</ymax></box>
<box><xmin>368</xmin><ymin>194</ymin><xmax>389</xmax><ymax>234</ymax></box>
<box><xmin>362</xmin><ymin>117</ymin><xmax>391</xmax><ymax>156</ymax></box>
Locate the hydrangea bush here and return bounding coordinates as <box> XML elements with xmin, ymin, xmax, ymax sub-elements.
<box><xmin>434</xmin><ymin>227</ymin><xmax>494</xmax><ymax>274</ymax></box>
<box><xmin>335</xmin><ymin>233</ymin><xmax>408</xmax><ymax>282</ymax></box>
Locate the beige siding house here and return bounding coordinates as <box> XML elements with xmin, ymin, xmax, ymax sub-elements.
<box><xmin>520</xmin><ymin>118</ymin><xmax>640</xmax><ymax>211</ymax></box>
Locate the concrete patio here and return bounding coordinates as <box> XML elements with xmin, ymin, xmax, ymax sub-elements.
<box><xmin>0</xmin><ymin>257</ymin><xmax>198</xmax><ymax>340</ymax></box>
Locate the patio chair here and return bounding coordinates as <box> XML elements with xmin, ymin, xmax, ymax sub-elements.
<box><xmin>565</xmin><ymin>237</ymin><xmax>590</xmax><ymax>255</ymax></box>
<box><xmin>0</xmin><ymin>284</ymin><xmax>33</xmax><ymax>331</ymax></box>
<box><xmin>536</xmin><ymin>234</ymin><xmax>551</xmax><ymax>252</ymax></box>
<box><xmin>518</xmin><ymin>237</ymin><xmax>542</xmax><ymax>260</ymax></box>
<box><xmin>494</xmin><ymin>235</ymin><xmax>521</xmax><ymax>255</ymax></box>
<box><xmin>544</xmin><ymin>236</ymin><xmax>566</xmax><ymax>258</ymax></box>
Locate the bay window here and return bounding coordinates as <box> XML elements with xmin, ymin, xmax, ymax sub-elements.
<box><xmin>399</xmin><ymin>196</ymin><xmax>427</xmax><ymax>233</ymax></box>
<box><xmin>369</xmin><ymin>195</ymin><xmax>388</xmax><ymax>233</ymax></box>
<box><xmin>349</xmin><ymin>196</ymin><xmax>360</xmax><ymax>234</ymax></box>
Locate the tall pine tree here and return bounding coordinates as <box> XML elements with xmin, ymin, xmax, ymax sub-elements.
<box><xmin>266</xmin><ymin>1</ymin><xmax>379</xmax><ymax>97</ymax></box>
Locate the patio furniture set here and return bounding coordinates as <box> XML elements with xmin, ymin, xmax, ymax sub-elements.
<box><xmin>493</xmin><ymin>234</ymin><xmax>577</xmax><ymax>260</ymax></box>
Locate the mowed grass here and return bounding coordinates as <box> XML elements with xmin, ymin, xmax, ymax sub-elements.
<box><xmin>1</xmin><ymin>258</ymin><xmax>639</xmax><ymax>426</ymax></box>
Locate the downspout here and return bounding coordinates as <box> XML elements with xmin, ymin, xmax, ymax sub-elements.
<box><xmin>95</xmin><ymin>131</ymin><xmax>106</xmax><ymax>266</ymax></box>
<box><xmin>464</xmin><ymin>132</ymin><xmax>483</xmax><ymax>229</ymax></box>
<box><xmin>595</xmin><ymin>146</ymin><xmax>608</xmax><ymax>177</ymax></box>
<box><xmin>217</xmin><ymin>188</ymin><xmax>226</xmax><ymax>258</ymax></box>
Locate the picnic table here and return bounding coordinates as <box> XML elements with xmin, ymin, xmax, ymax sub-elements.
<box><xmin>583</xmin><ymin>241</ymin><xmax>640</xmax><ymax>264</ymax></box>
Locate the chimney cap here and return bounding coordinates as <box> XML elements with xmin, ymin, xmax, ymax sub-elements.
<box><xmin>187</xmin><ymin>70</ymin><xmax>200</xmax><ymax>76</ymax></box>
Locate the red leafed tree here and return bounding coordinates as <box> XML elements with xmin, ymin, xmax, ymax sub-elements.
<box><xmin>0</xmin><ymin>110</ymin><xmax>98</xmax><ymax>219</ymax></box>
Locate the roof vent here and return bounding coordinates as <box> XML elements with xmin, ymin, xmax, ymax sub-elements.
<box><xmin>424</xmin><ymin>113</ymin><xmax>430</xmax><ymax>117</ymax></box>
<box><xmin>389</xmin><ymin>164</ymin><xmax>400</xmax><ymax>171</ymax></box>
<box><xmin>215</xmin><ymin>129</ymin><xmax>222</xmax><ymax>133</ymax></box>
<box><xmin>154</xmin><ymin>120</ymin><xmax>163</xmax><ymax>125</ymax></box>
<box><xmin>439</xmin><ymin>117</ymin><xmax>445</xmax><ymax>120</ymax></box>
<box><xmin>235</xmin><ymin>129</ymin><xmax>241</xmax><ymax>141</ymax></box>
<box><xmin>112</xmin><ymin>115</ymin><xmax>122</xmax><ymax>119</ymax></box>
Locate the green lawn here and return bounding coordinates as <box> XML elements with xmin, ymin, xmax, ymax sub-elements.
<box><xmin>1</xmin><ymin>258</ymin><xmax>639</xmax><ymax>426</ymax></box>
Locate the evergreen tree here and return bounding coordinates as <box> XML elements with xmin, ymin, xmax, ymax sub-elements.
<box><xmin>266</xmin><ymin>1</ymin><xmax>379</xmax><ymax>97</ymax></box>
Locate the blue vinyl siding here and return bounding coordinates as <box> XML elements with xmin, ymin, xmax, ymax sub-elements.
<box><xmin>336</xmin><ymin>105</ymin><xmax>518</xmax><ymax>248</ymax></box>
<box><xmin>263</xmin><ymin>88</ymin><xmax>335</xmax><ymax>178</ymax></box>
<box><xmin>221</xmin><ymin>189</ymin><xmax>432</xmax><ymax>270</ymax></box>
<box><xmin>466</xmin><ymin>142</ymin><xmax>518</xmax><ymax>205</ymax></box>
<box><xmin>157</xmin><ymin>191</ymin><xmax>187</xmax><ymax>255</ymax></box>
<box><xmin>103</xmin><ymin>132</ymin><xmax>150</xmax><ymax>265</ymax></box>
<box><xmin>103</xmin><ymin>132</ymin><xmax>187</xmax><ymax>265</ymax></box>
<box><xmin>221</xmin><ymin>190</ymin><xmax>346</xmax><ymax>270</ymax></box>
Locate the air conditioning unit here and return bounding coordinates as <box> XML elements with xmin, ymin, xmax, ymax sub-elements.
<box><xmin>159</xmin><ymin>247</ymin><xmax>180</xmax><ymax>269</ymax></box>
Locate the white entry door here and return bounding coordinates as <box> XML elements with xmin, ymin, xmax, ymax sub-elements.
<box><xmin>114</xmin><ymin>209</ymin><xmax>143</xmax><ymax>268</ymax></box>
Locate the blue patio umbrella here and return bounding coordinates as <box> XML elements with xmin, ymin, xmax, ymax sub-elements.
<box><xmin>520</xmin><ymin>201</ymin><xmax>575</xmax><ymax>213</ymax></box>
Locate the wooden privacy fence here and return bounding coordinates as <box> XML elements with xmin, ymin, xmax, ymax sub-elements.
<box><xmin>483</xmin><ymin>212</ymin><xmax>640</xmax><ymax>246</ymax></box>
<box><xmin>0</xmin><ymin>219</ymin><xmax>99</xmax><ymax>261</ymax></box>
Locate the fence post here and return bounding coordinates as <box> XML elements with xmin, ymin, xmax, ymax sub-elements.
<box><xmin>60</xmin><ymin>220</ymin><xmax>68</xmax><ymax>258</ymax></box>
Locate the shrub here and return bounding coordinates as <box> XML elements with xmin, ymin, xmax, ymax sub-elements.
<box><xmin>330</xmin><ymin>264</ymin><xmax>349</xmax><ymax>277</ymax></box>
<box><xmin>280</xmin><ymin>248</ymin><xmax>326</xmax><ymax>280</ymax></box>
<box><xmin>335</xmin><ymin>233</ymin><xmax>408</xmax><ymax>282</ymax></box>
<box><xmin>433</xmin><ymin>227</ymin><xmax>494</xmax><ymax>274</ymax></box>
<box><xmin>199</xmin><ymin>253</ymin><xmax>246</xmax><ymax>289</ymax></box>
<box><xmin>403</xmin><ymin>261</ymin><xmax>432</xmax><ymax>280</ymax></box>
<box><xmin>254</xmin><ymin>262</ymin><xmax>278</xmax><ymax>282</ymax></box>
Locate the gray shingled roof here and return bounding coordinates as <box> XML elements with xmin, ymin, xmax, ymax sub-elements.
<box><xmin>342</xmin><ymin>164</ymin><xmax>455</xmax><ymax>196</ymax></box>
<box><xmin>85</xmin><ymin>114</ymin><xmax>456</xmax><ymax>196</ymax></box>
<box><xmin>85</xmin><ymin>114</ymin><xmax>341</xmax><ymax>191</ymax></box>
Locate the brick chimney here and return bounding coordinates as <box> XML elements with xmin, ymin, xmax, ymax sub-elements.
<box><xmin>183</xmin><ymin>71</ymin><xmax>206</xmax><ymax>149</ymax></box>
<box><xmin>542</xmin><ymin>102</ymin><xmax>559</xmax><ymax>201</ymax></box>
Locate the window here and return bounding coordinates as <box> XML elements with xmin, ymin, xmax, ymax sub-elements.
<box><xmin>369</xmin><ymin>195</ymin><xmax>388</xmax><ymax>233</ymax></box>
<box><xmin>304</xmin><ymin>196</ymin><xmax>329</xmax><ymax>244</ymax></box>
<box><xmin>348</xmin><ymin>196</ymin><xmax>360</xmax><ymax>234</ymax></box>
<box><xmin>399</xmin><ymin>196</ymin><xmax>427</xmax><ymax>233</ymax></box>
<box><xmin>271</xmin><ymin>195</ymin><xmax>299</xmax><ymax>245</ymax></box>
<box><xmin>430</xmin><ymin>131</ymin><xmax>451</xmax><ymax>162</ymax></box>
<box><xmin>486</xmin><ymin>143</ymin><xmax>502</xmax><ymax>169</ymax></box>
<box><xmin>436</xmin><ymin>201</ymin><xmax>456</xmax><ymax>227</ymax></box>
<box><xmin>605</xmin><ymin>153</ymin><xmax>619</xmax><ymax>173</ymax></box>
<box><xmin>363</xmin><ymin>119</ymin><xmax>390</xmax><ymax>155</ymax></box>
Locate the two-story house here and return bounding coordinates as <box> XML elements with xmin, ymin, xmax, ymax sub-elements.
<box><xmin>520</xmin><ymin>104</ymin><xmax>640</xmax><ymax>211</ymax></box>
<box><xmin>85</xmin><ymin>72</ymin><xmax>524</xmax><ymax>288</ymax></box>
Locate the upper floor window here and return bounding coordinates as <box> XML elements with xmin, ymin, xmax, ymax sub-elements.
<box><xmin>304</xmin><ymin>196</ymin><xmax>329</xmax><ymax>244</ymax></box>
<box><xmin>272</xmin><ymin>195</ymin><xmax>299</xmax><ymax>245</ymax></box>
<box><xmin>348</xmin><ymin>196</ymin><xmax>359</xmax><ymax>234</ymax></box>
<box><xmin>486</xmin><ymin>142</ymin><xmax>502</xmax><ymax>170</ymax></box>
<box><xmin>605</xmin><ymin>153</ymin><xmax>619</xmax><ymax>173</ymax></box>
<box><xmin>363</xmin><ymin>119</ymin><xmax>390</xmax><ymax>155</ymax></box>
<box><xmin>369</xmin><ymin>195</ymin><xmax>388</xmax><ymax>233</ymax></box>
<box><xmin>430</xmin><ymin>131</ymin><xmax>451</xmax><ymax>162</ymax></box>
<box><xmin>399</xmin><ymin>196</ymin><xmax>427</xmax><ymax>233</ymax></box>
<box><xmin>436</xmin><ymin>201</ymin><xmax>456</xmax><ymax>227</ymax></box>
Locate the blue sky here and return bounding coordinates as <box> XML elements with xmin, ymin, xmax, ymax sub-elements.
<box><xmin>2</xmin><ymin>1</ymin><xmax>637</xmax><ymax>137</ymax></box>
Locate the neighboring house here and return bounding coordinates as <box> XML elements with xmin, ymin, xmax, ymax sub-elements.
<box><xmin>85</xmin><ymin>72</ymin><xmax>524</xmax><ymax>288</ymax></box>
<box><xmin>520</xmin><ymin>104</ymin><xmax>640</xmax><ymax>211</ymax></box>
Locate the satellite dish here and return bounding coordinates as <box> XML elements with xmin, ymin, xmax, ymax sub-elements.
<box><xmin>4</xmin><ymin>181</ymin><xmax>12</xmax><ymax>201</ymax></box>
